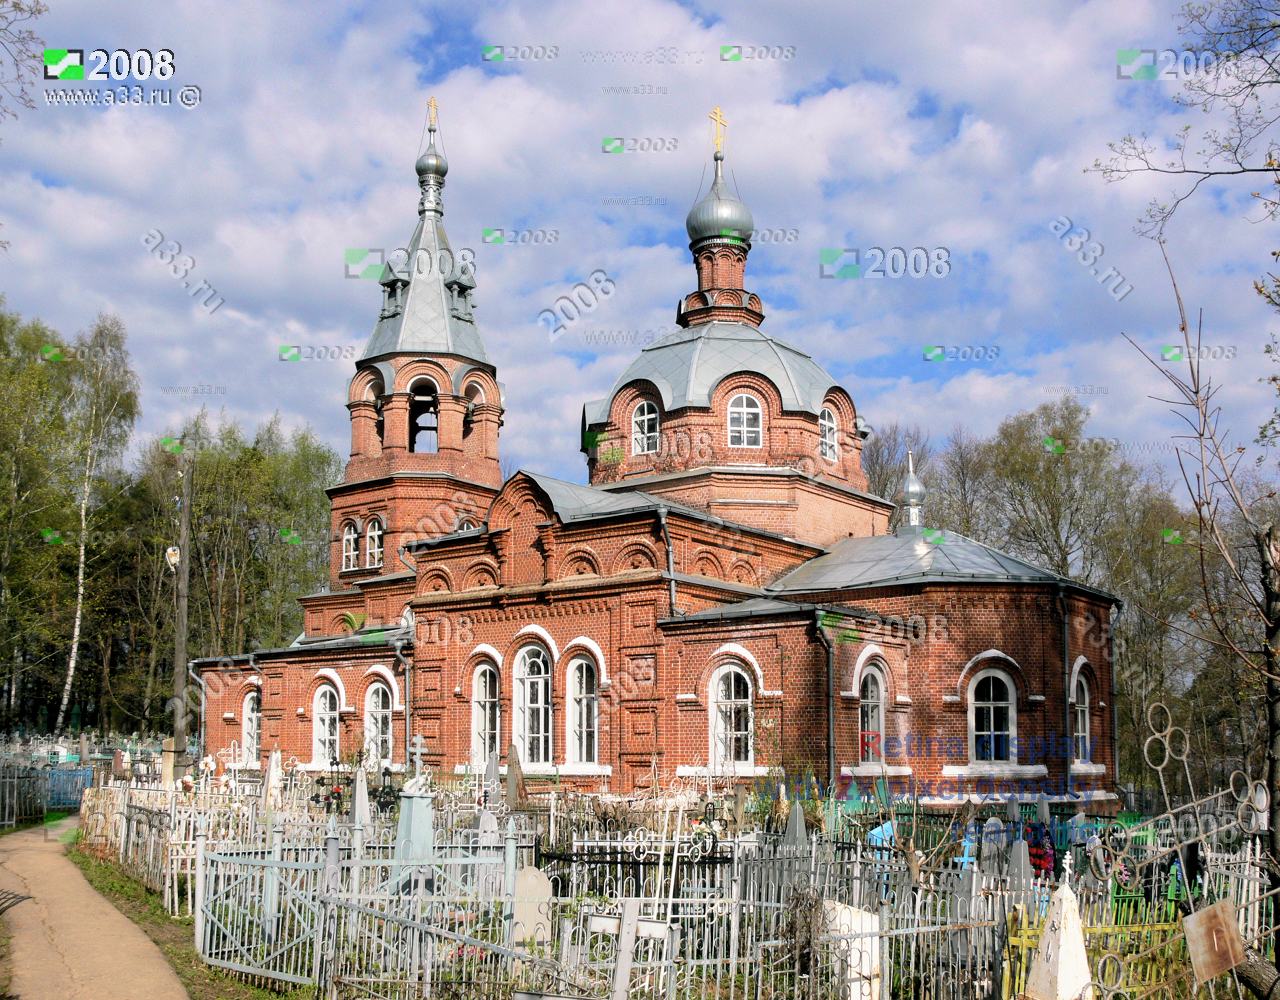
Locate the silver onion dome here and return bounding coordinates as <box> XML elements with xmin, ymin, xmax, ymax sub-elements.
<box><xmin>685</xmin><ymin>151</ymin><xmax>753</xmax><ymax>243</ymax></box>
<box><xmin>415</xmin><ymin>127</ymin><xmax>448</xmax><ymax>180</ymax></box>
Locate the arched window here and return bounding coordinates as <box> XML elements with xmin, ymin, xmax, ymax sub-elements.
<box><xmin>365</xmin><ymin>518</ymin><xmax>384</xmax><ymax>569</ymax></box>
<box><xmin>241</xmin><ymin>690</ymin><xmax>261</xmax><ymax>766</ymax></box>
<box><xmin>727</xmin><ymin>393</ymin><xmax>762</xmax><ymax>448</ymax></box>
<box><xmin>514</xmin><ymin>645</ymin><xmax>553</xmax><ymax>765</ymax></box>
<box><xmin>1072</xmin><ymin>676</ymin><xmax>1090</xmax><ymax>762</ymax></box>
<box><xmin>970</xmin><ymin>670</ymin><xmax>1014</xmax><ymax>763</ymax></box>
<box><xmin>364</xmin><ymin>682</ymin><xmax>393</xmax><ymax>765</ymax></box>
<box><xmin>409</xmin><ymin>378</ymin><xmax>439</xmax><ymax>453</ymax></box>
<box><xmin>859</xmin><ymin>665</ymin><xmax>884</xmax><ymax>764</ymax></box>
<box><xmin>341</xmin><ymin>522</ymin><xmax>359</xmax><ymax>571</ymax></box>
<box><xmin>711</xmin><ymin>664</ymin><xmax>753</xmax><ymax>770</ymax></box>
<box><xmin>472</xmin><ymin>663</ymin><xmax>500</xmax><ymax>766</ymax></box>
<box><xmin>313</xmin><ymin>684</ymin><xmax>340</xmax><ymax>764</ymax></box>
<box><xmin>456</xmin><ymin>517</ymin><xmax>477</xmax><ymax>532</ymax></box>
<box><xmin>632</xmin><ymin>401</ymin><xmax>659</xmax><ymax>455</ymax></box>
<box><xmin>569</xmin><ymin>657</ymin><xmax>598</xmax><ymax>764</ymax></box>
<box><xmin>819</xmin><ymin>407</ymin><xmax>839</xmax><ymax>462</ymax></box>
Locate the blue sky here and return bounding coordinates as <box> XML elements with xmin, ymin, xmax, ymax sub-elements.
<box><xmin>1</xmin><ymin>0</ymin><xmax>1273</xmax><ymax>484</ymax></box>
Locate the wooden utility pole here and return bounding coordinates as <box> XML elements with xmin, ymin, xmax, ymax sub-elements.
<box><xmin>171</xmin><ymin>443</ymin><xmax>193</xmax><ymax>778</ymax></box>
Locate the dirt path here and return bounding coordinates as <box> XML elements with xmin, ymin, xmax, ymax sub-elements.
<box><xmin>0</xmin><ymin>816</ymin><xmax>186</xmax><ymax>1000</ymax></box>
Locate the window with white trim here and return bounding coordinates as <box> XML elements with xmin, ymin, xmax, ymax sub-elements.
<box><xmin>515</xmin><ymin>645</ymin><xmax>553</xmax><ymax>765</ymax></box>
<box><xmin>727</xmin><ymin>393</ymin><xmax>762</xmax><ymax>448</ymax></box>
<box><xmin>472</xmin><ymin>663</ymin><xmax>500</xmax><ymax>765</ymax></box>
<box><xmin>570</xmin><ymin>657</ymin><xmax>598</xmax><ymax>764</ymax></box>
<box><xmin>1072</xmin><ymin>676</ymin><xmax>1090</xmax><ymax>762</ymax></box>
<box><xmin>364</xmin><ymin>682</ymin><xmax>393</xmax><ymax>765</ymax></box>
<box><xmin>970</xmin><ymin>671</ymin><xmax>1014</xmax><ymax>763</ymax></box>
<box><xmin>819</xmin><ymin>407</ymin><xmax>838</xmax><ymax>462</ymax></box>
<box><xmin>366</xmin><ymin>518</ymin><xmax>384</xmax><ymax>569</ymax></box>
<box><xmin>712</xmin><ymin>664</ymin><xmax>753</xmax><ymax>769</ymax></box>
<box><xmin>242</xmin><ymin>690</ymin><xmax>261</xmax><ymax>766</ymax></box>
<box><xmin>313</xmin><ymin>684</ymin><xmax>340</xmax><ymax>764</ymax></box>
<box><xmin>632</xmin><ymin>401</ymin><xmax>659</xmax><ymax>455</ymax></box>
<box><xmin>859</xmin><ymin>666</ymin><xmax>884</xmax><ymax>764</ymax></box>
<box><xmin>341</xmin><ymin>522</ymin><xmax>359</xmax><ymax>571</ymax></box>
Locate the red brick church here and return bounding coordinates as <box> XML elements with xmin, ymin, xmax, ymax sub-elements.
<box><xmin>195</xmin><ymin>110</ymin><xmax>1117</xmax><ymax>807</ymax></box>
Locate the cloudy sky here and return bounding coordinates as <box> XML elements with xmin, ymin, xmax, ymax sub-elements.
<box><xmin>1</xmin><ymin>0</ymin><xmax>1273</xmax><ymax>484</ymax></box>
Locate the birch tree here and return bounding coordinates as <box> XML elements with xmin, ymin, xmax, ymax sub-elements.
<box><xmin>53</xmin><ymin>314</ymin><xmax>137</xmax><ymax>731</ymax></box>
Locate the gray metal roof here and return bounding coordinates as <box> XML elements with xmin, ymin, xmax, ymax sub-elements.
<box><xmin>359</xmin><ymin>176</ymin><xmax>488</xmax><ymax>365</ymax></box>
<box><xmin>765</xmin><ymin>528</ymin><xmax>1114</xmax><ymax>599</ymax></box>
<box><xmin>583</xmin><ymin>321</ymin><xmax>841</xmax><ymax>425</ymax></box>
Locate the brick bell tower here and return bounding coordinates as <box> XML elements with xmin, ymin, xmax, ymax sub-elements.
<box><xmin>329</xmin><ymin>100</ymin><xmax>504</xmax><ymax>588</ymax></box>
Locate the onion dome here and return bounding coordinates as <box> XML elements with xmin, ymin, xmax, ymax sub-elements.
<box><xmin>685</xmin><ymin>151</ymin><xmax>753</xmax><ymax>244</ymax></box>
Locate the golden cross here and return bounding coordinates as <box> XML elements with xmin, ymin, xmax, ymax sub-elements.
<box><xmin>427</xmin><ymin>96</ymin><xmax>438</xmax><ymax>129</ymax></box>
<box><xmin>708</xmin><ymin>105</ymin><xmax>727</xmax><ymax>154</ymax></box>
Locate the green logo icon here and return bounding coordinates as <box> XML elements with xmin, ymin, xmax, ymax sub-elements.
<box><xmin>602</xmin><ymin>137</ymin><xmax>624</xmax><ymax>154</ymax></box>
<box><xmin>923</xmin><ymin>345</ymin><xmax>944</xmax><ymax>362</ymax></box>
<box><xmin>923</xmin><ymin>528</ymin><xmax>946</xmax><ymax>545</ymax></box>
<box><xmin>1042</xmin><ymin>436</ymin><xmax>1065</xmax><ymax>455</ymax></box>
<box><xmin>600</xmin><ymin>446</ymin><xmax>624</xmax><ymax>463</ymax></box>
<box><xmin>583</xmin><ymin>429</ymin><xmax>604</xmax><ymax>450</ymax></box>
<box><xmin>1116</xmin><ymin>48</ymin><xmax>1157</xmax><ymax>80</ymax></box>
<box><xmin>819</xmin><ymin>248</ymin><xmax>861</xmax><ymax>279</ymax></box>
<box><xmin>344</xmin><ymin>248</ymin><xmax>384</xmax><ymax>280</ymax></box>
<box><xmin>1162</xmin><ymin>528</ymin><xmax>1184</xmax><ymax>544</ymax></box>
<box><xmin>160</xmin><ymin>437</ymin><xmax>183</xmax><ymax>454</ymax></box>
<box><xmin>40</xmin><ymin>344</ymin><xmax>64</xmax><ymax>362</ymax></box>
<box><xmin>482</xmin><ymin>45</ymin><xmax>504</xmax><ymax>62</ymax></box>
<box><xmin>359</xmin><ymin>628</ymin><xmax>392</xmax><ymax>645</ymax></box>
<box><xmin>279</xmin><ymin>529</ymin><xmax>301</xmax><ymax>545</ymax></box>
<box><xmin>40</xmin><ymin>528</ymin><xmax>63</xmax><ymax>545</ymax></box>
<box><xmin>1161</xmin><ymin>345</ymin><xmax>1184</xmax><ymax>362</ymax></box>
<box><xmin>43</xmin><ymin>49</ymin><xmax>84</xmax><ymax>80</ymax></box>
<box><xmin>720</xmin><ymin>45</ymin><xmax>743</xmax><ymax>62</ymax></box>
<box><xmin>279</xmin><ymin>345</ymin><xmax>300</xmax><ymax>362</ymax></box>
<box><xmin>482</xmin><ymin>228</ymin><xmax>505</xmax><ymax>245</ymax></box>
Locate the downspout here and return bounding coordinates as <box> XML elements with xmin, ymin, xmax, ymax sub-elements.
<box><xmin>397</xmin><ymin>544</ymin><xmax>416</xmax><ymax>574</ymax></box>
<box><xmin>814</xmin><ymin>610</ymin><xmax>836</xmax><ymax>793</ymax></box>
<box><xmin>1109</xmin><ymin>601</ymin><xmax>1120</xmax><ymax>795</ymax></box>
<box><xmin>1056</xmin><ymin>584</ymin><xmax>1071</xmax><ymax>798</ymax></box>
<box><xmin>394</xmin><ymin>639</ymin><xmax>411</xmax><ymax>768</ymax></box>
<box><xmin>186</xmin><ymin>662</ymin><xmax>206</xmax><ymax>763</ymax></box>
<box><xmin>658</xmin><ymin>507</ymin><xmax>677</xmax><ymax>618</ymax></box>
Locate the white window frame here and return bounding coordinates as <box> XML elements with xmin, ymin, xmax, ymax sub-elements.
<box><xmin>632</xmin><ymin>401</ymin><xmax>659</xmax><ymax>455</ymax></box>
<box><xmin>710</xmin><ymin>663</ymin><xmax>754</xmax><ymax>773</ymax></box>
<box><xmin>241</xmin><ymin>690</ymin><xmax>261</xmax><ymax>767</ymax></box>
<box><xmin>968</xmin><ymin>668</ymin><xmax>1015</xmax><ymax>764</ymax></box>
<box><xmin>341</xmin><ymin>522</ymin><xmax>359</xmax><ymax>571</ymax></box>
<box><xmin>313</xmin><ymin>684</ymin><xmax>340</xmax><ymax>765</ymax></box>
<box><xmin>365</xmin><ymin>518</ymin><xmax>384</xmax><ymax>569</ymax></box>
<box><xmin>364</xmin><ymin>681</ymin><xmax>393</xmax><ymax>766</ymax></box>
<box><xmin>568</xmin><ymin>656</ymin><xmax>598</xmax><ymax>765</ymax></box>
<box><xmin>819</xmin><ymin>407</ymin><xmax>838</xmax><ymax>462</ymax></box>
<box><xmin>471</xmin><ymin>663</ymin><xmax>501</xmax><ymax>767</ymax></box>
<box><xmin>514</xmin><ymin>645</ymin><xmax>553</xmax><ymax>766</ymax></box>
<box><xmin>859</xmin><ymin>664</ymin><xmax>885</xmax><ymax>764</ymax></box>
<box><xmin>1072</xmin><ymin>676</ymin><xmax>1090</xmax><ymax>763</ymax></box>
<box><xmin>727</xmin><ymin>393</ymin><xmax>763</xmax><ymax>448</ymax></box>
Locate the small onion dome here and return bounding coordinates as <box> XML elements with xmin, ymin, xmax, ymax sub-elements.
<box><xmin>415</xmin><ymin>127</ymin><xmax>448</xmax><ymax>180</ymax></box>
<box><xmin>901</xmin><ymin>451</ymin><xmax>926</xmax><ymax>505</ymax></box>
<box><xmin>685</xmin><ymin>151</ymin><xmax>753</xmax><ymax>243</ymax></box>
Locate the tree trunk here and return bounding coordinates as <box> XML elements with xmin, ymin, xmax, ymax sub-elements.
<box><xmin>55</xmin><ymin>431</ymin><xmax>95</xmax><ymax>731</ymax></box>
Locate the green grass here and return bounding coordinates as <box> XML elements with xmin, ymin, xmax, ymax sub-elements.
<box><xmin>68</xmin><ymin>846</ymin><xmax>316</xmax><ymax>1000</ymax></box>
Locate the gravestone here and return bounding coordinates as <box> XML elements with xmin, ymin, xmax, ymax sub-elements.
<box><xmin>783</xmin><ymin>799</ymin><xmax>807</xmax><ymax>847</ymax></box>
<box><xmin>512</xmin><ymin>866</ymin><xmax>553</xmax><ymax>947</ymax></box>
<box><xmin>160</xmin><ymin>737</ymin><xmax>175</xmax><ymax>786</ymax></box>
<box><xmin>112</xmin><ymin>749</ymin><xmax>127</xmax><ymax>780</ymax></box>
<box><xmin>1022</xmin><ymin>855</ymin><xmax>1093</xmax><ymax>1000</ymax></box>
<box><xmin>823</xmin><ymin>900</ymin><xmax>880</xmax><ymax>1000</ymax></box>
<box><xmin>506</xmin><ymin>743</ymin><xmax>527</xmax><ymax>808</ymax></box>
<box><xmin>979</xmin><ymin>817</ymin><xmax>1006</xmax><ymax>875</ymax></box>
<box><xmin>477</xmin><ymin>809</ymin><xmax>500</xmax><ymax>849</ymax></box>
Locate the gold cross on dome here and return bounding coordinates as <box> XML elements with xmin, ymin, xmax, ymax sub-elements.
<box><xmin>708</xmin><ymin>105</ymin><xmax>727</xmax><ymax>153</ymax></box>
<box><xmin>427</xmin><ymin>96</ymin><xmax>439</xmax><ymax>128</ymax></box>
